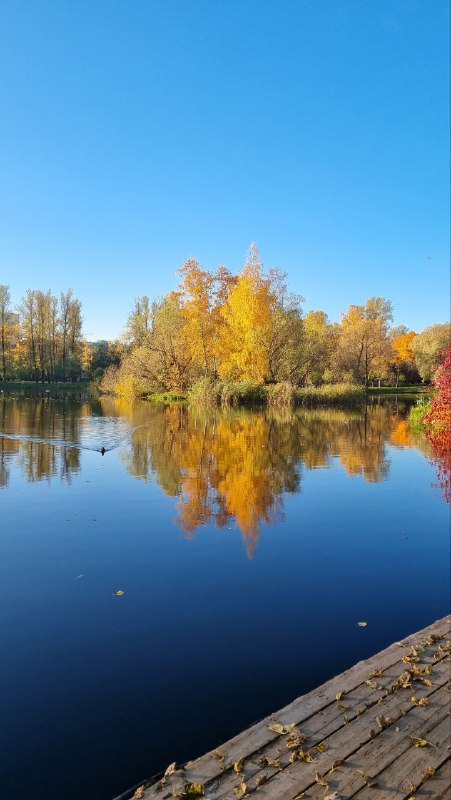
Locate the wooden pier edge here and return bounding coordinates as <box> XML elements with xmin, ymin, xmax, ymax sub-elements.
<box><xmin>114</xmin><ymin>615</ymin><xmax>451</xmax><ymax>800</ymax></box>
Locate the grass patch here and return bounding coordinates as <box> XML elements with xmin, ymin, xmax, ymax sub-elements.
<box><xmin>294</xmin><ymin>383</ymin><xmax>366</xmax><ymax>406</ymax></box>
<box><xmin>367</xmin><ymin>385</ymin><xmax>430</xmax><ymax>394</ymax></box>
<box><xmin>408</xmin><ymin>398</ymin><xmax>431</xmax><ymax>432</ymax></box>
<box><xmin>146</xmin><ymin>391</ymin><xmax>188</xmax><ymax>403</ymax></box>
<box><xmin>188</xmin><ymin>377</ymin><xmax>266</xmax><ymax>407</ymax></box>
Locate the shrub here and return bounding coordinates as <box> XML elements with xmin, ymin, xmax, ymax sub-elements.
<box><xmin>294</xmin><ymin>383</ymin><xmax>365</xmax><ymax>406</ymax></box>
<box><xmin>267</xmin><ymin>382</ymin><xmax>295</xmax><ymax>407</ymax></box>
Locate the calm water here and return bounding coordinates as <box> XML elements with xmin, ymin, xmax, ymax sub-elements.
<box><xmin>0</xmin><ymin>396</ymin><xmax>449</xmax><ymax>800</ymax></box>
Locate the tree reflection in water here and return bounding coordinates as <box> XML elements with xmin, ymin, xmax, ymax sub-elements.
<box><xmin>1</xmin><ymin>396</ymin><xmax>445</xmax><ymax>555</ymax></box>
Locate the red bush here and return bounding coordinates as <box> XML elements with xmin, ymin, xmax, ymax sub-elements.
<box><xmin>425</xmin><ymin>345</ymin><xmax>451</xmax><ymax>502</ymax></box>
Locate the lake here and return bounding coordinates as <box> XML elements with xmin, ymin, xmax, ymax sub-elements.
<box><xmin>0</xmin><ymin>395</ymin><xmax>449</xmax><ymax>800</ymax></box>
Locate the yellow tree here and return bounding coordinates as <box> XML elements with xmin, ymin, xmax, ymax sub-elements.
<box><xmin>391</xmin><ymin>331</ymin><xmax>417</xmax><ymax>386</ymax></box>
<box><xmin>177</xmin><ymin>259</ymin><xmax>216</xmax><ymax>375</ymax></box>
<box><xmin>338</xmin><ymin>298</ymin><xmax>393</xmax><ymax>387</ymax></box>
<box><xmin>218</xmin><ymin>244</ymin><xmax>274</xmax><ymax>383</ymax></box>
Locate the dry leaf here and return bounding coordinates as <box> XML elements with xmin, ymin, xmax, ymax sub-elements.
<box><xmin>255</xmin><ymin>774</ymin><xmax>268</xmax><ymax>786</ymax></box>
<box><xmin>371</xmin><ymin>668</ymin><xmax>384</xmax><ymax>677</ymax></box>
<box><xmin>234</xmin><ymin>756</ymin><xmax>245</xmax><ymax>773</ymax></box>
<box><xmin>213</xmin><ymin>750</ymin><xmax>224</xmax><ymax>764</ymax></box>
<box><xmin>335</xmin><ymin>691</ymin><xmax>345</xmax><ymax>700</ymax></box>
<box><xmin>298</xmin><ymin>750</ymin><xmax>315</xmax><ymax>763</ymax></box>
<box><xmin>267</xmin><ymin>722</ymin><xmax>287</xmax><ymax>735</ymax></box>
<box><xmin>421</xmin><ymin>766</ymin><xmax>435</xmax><ymax>781</ymax></box>
<box><xmin>343</xmin><ymin>714</ymin><xmax>349</xmax><ymax>725</ymax></box>
<box><xmin>289</xmin><ymin>750</ymin><xmax>298</xmax><ymax>764</ymax></box>
<box><xmin>410</xmin><ymin>696</ymin><xmax>429</xmax><ymax>707</ymax></box>
<box><xmin>233</xmin><ymin>779</ymin><xmax>247</xmax><ymax>799</ymax></box>
<box><xmin>397</xmin><ymin>670</ymin><xmax>412</xmax><ymax>688</ymax></box>
<box><xmin>186</xmin><ymin>784</ymin><xmax>204</xmax><ymax>797</ymax></box>
<box><xmin>325</xmin><ymin>794</ymin><xmax>341</xmax><ymax>800</ymax></box>
<box><xmin>164</xmin><ymin>762</ymin><xmax>177</xmax><ymax>777</ymax></box>
<box><xmin>115</xmin><ymin>590</ymin><xmax>125</xmax><ymax>596</ymax></box>
<box><xmin>286</xmin><ymin>731</ymin><xmax>306</xmax><ymax>749</ymax></box>
<box><xmin>337</xmin><ymin>704</ymin><xmax>350</xmax><ymax>711</ymax></box>
<box><xmin>331</xmin><ymin>758</ymin><xmax>346</xmax><ymax>771</ymax></box>
<box><xmin>315</xmin><ymin>771</ymin><xmax>329</xmax><ymax>789</ymax></box>
<box><xmin>365</xmin><ymin>680</ymin><xmax>378</xmax><ymax>690</ymax></box>
<box><xmin>356</xmin><ymin>769</ymin><xmax>377</xmax><ymax>787</ymax></box>
<box><xmin>293</xmin><ymin>795</ymin><xmax>305</xmax><ymax>800</ymax></box>
<box><xmin>315</xmin><ymin>743</ymin><xmax>327</xmax><ymax>753</ymax></box>
<box><xmin>376</xmin><ymin>715</ymin><xmax>393</xmax><ymax>730</ymax></box>
<box><xmin>133</xmin><ymin>787</ymin><xmax>145</xmax><ymax>799</ymax></box>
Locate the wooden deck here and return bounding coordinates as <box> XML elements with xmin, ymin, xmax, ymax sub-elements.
<box><xmin>124</xmin><ymin>616</ymin><xmax>450</xmax><ymax>800</ymax></box>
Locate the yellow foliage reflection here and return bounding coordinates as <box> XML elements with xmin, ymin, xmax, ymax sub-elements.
<box><xmin>2</xmin><ymin>396</ymin><xmax>432</xmax><ymax>556</ymax></box>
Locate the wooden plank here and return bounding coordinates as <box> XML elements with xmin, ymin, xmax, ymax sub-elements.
<box><xmin>225</xmin><ymin>663</ymin><xmax>450</xmax><ymax>800</ymax></box>
<box><xmin>138</xmin><ymin>617</ymin><xmax>450</xmax><ymax>800</ymax></box>
<box><xmin>305</xmin><ymin>685</ymin><xmax>450</xmax><ymax>799</ymax></box>
<box><xmin>353</xmin><ymin>715</ymin><xmax>450</xmax><ymax>799</ymax></box>
<box><xmin>415</xmin><ymin>758</ymin><xmax>451</xmax><ymax>799</ymax></box>
<box><xmin>179</xmin><ymin>617</ymin><xmax>450</xmax><ymax>788</ymax></box>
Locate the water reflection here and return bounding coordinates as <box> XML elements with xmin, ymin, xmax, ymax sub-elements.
<box><xmin>0</xmin><ymin>396</ymin><xmax>442</xmax><ymax>552</ymax></box>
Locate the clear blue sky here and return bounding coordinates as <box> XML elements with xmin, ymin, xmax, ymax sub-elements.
<box><xmin>0</xmin><ymin>0</ymin><xmax>449</xmax><ymax>341</ymax></box>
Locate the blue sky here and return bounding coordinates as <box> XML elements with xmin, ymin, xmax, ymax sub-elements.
<box><xmin>0</xmin><ymin>0</ymin><xmax>449</xmax><ymax>340</ymax></box>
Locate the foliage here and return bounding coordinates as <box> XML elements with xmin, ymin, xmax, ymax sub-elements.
<box><xmin>294</xmin><ymin>383</ymin><xmax>366</xmax><ymax>406</ymax></box>
<box><xmin>267</xmin><ymin>382</ymin><xmax>296</xmax><ymax>407</ymax></box>
<box><xmin>408</xmin><ymin>398</ymin><xmax>430</xmax><ymax>432</ymax></box>
<box><xmin>188</xmin><ymin>377</ymin><xmax>266</xmax><ymax>407</ymax></box>
<box><xmin>424</xmin><ymin>346</ymin><xmax>451</xmax><ymax>502</ymax></box>
<box><xmin>411</xmin><ymin>323</ymin><xmax>451</xmax><ymax>381</ymax></box>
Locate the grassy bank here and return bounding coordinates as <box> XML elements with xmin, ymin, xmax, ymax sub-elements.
<box><xmin>367</xmin><ymin>385</ymin><xmax>430</xmax><ymax>394</ymax></box>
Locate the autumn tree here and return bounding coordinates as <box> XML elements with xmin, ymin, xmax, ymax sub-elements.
<box><xmin>337</xmin><ymin>297</ymin><xmax>393</xmax><ymax>387</ymax></box>
<box><xmin>124</xmin><ymin>296</ymin><xmax>152</xmax><ymax>347</ymax></box>
<box><xmin>411</xmin><ymin>323</ymin><xmax>451</xmax><ymax>382</ymax></box>
<box><xmin>218</xmin><ymin>244</ymin><xmax>274</xmax><ymax>383</ymax></box>
<box><xmin>391</xmin><ymin>330</ymin><xmax>417</xmax><ymax>386</ymax></box>
<box><xmin>0</xmin><ymin>284</ymin><xmax>11</xmax><ymax>381</ymax></box>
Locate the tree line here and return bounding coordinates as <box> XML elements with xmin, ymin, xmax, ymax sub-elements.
<box><xmin>0</xmin><ymin>286</ymin><xmax>84</xmax><ymax>382</ymax></box>
<box><xmin>2</xmin><ymin>245</ymin><xmax>449</xmax><ymax>389</ymax></box>
<box><xmin>103</xmin><ymin>244</ymin><xmax>450</xmax><ymax>397</ymax></box>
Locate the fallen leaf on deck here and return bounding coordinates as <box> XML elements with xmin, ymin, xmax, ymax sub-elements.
<box><xmin>315</xmin><ymin>771</ymin><xmax>329</xmax><ymax>789</ymax></box>
<box><xmin>213</xmin><ymin>749</ymin><xmax>224</xmax><ymax>763</ymax></box>
<box><xmin>397</xmin><ymin>670</ymin><xmax>412</xmax><ymax>688</ymax></box>
<box><xmin>371</xmin><ymin>667</ymin><xmax>384</xmax><ymax>677</ymax></box>
<box><xmin>325</xmin><ymin>793</ymin><xmax>341</xmax><ymax>800</ymax></box>
<box><xmin>186</xmin><ymin>784</ymin><xmax>204</xmax><ymax>796</ymax></box>
<box><xmin>298</xmin><ymin>750</ymin><xmax>315</xmax><ymax>763</ymax></box>
<box><xmin>314</xmin><ymin>743</ymin><xmax>327</xmax><ymax>753</ymax></box>
<box><xmin>267</xmin><ymin>722</ymin><xmax>288</xmax><ymax>735</ymax></box>
<box><xmin>233</xmin><ymin>778</ymin><xmax>247</xmax><ymax>798</ymax></box>
<box><xmin>357</xmin><ymin>622</ymin><xmax>367</xmax><ymax>627</ymax></box>
<box><xmin>286</xmin><ymin>731</ymin><xmax>306</xmax><ymax>749</ymax></box>
<box><xmin>365</xmin><ymin>680</ymin><xmax>378</xmax><ymax>689</ymax></box>
<box><xmin>331</xmin><ymin>758</ymin><xmax>346</xmax><ymax>771</ymax></box>
<box><xmin>133</xmin><ymin>787</ymin><xmax>145</xmax><ymax>799</ymax></box>
<box><xmin>421</xmin><ymin>766</ymin><xmax>435</xmax><ymax>781</ymax></box>
<box><xmin>337</xmin><ymin>704</ymin><xmax>350</xmax><ymax>711</ymax></box>
<box><xmin>164</xmin><ymin>762</ymin><xmax>177</xmax><ymax>777</ymax></box>
<box><xmin>410</xmin><ymin>696</ymin><xmax>429</xmax><ymax>707</ymax></box>
<box><xmin>234</xmin><ymin>757</ymin><xmax>245</xmax><ymax>773</ymax></box>
<box><xmin>376</xmin><ymin>715</ymin><xmax>393</xmax><ymax>730</ymax></box>
<box><xmin>356</xmin><ymin>769</ymin><xmax>378</xmax><ymax>787</ymax></box>
<box><xmin>255</xmin><ymin>774</ymin><xmax>268</xmax><ymax>786</ymax></box>
<box><xmin>335</xmin><ymin>691</ymin><xmax>345</xmax><ymax>701</ymax></box>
